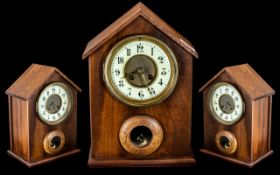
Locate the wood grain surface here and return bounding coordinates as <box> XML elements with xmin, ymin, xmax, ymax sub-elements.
<box><xmin>84</xmin><ymin>3</ymin><xmax>197</xmax><ymax>167</ymax></box>
<box><xmin>6</xmin><ymin>64</ymin><xmax>81</xmax><ymax>167</ymax></box>
<box><xmin>199</xmin><ymin>64</ymin><xmax>274</xmax><ymax>167</ymax></box>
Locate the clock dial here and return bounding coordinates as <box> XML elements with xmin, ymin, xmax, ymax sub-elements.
<box><xmin>208</xmin><ymin>82</ymin><xmax>245</xmax><ymax>125</ymax></box>
<box><xmin>36</xmin><ymin>82</ymin><xmax>73</xmax><ymax>125</ymax></box>
<box><xmin>103</xmin><ymin>35</ymin><xmax>178</xmax><ymax>107</ymax></box>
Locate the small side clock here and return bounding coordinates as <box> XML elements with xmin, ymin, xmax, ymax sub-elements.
<box><xmin>199</xmin><ymin>64</ymin><xmax>275</xmax><ymax>167</ymax></box>
<box><xmin>6</xmin><ymin>64</ymin><xmax>81</xmax><ymax>167</ymax></box>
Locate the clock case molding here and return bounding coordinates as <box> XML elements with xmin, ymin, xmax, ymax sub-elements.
<box><xmin>199</xmin><ymin>64</ymin><xmax>275</xmax><ymax>167</ymax></box>
<box><xmin>82</xmin><ymin>2</ymin><xmax>198</xmax><ymax>167</ymax></box>
<box><xmin>6</xmin><ymin>64</ymin><xmax>81</xmax><ymax>167</ymax></box>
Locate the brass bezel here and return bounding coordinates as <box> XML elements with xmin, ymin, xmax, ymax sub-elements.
<box><xmin>36</xmin><ymin>82</ymin><xmax>73</xmax><ymax>125</ymax></box>
<box><xmin>207</xmin><ymin>82</ymin><xmax>245</xmax><ymax>125</ymax></box>
<box><xmin>103</xmin><ymin>35</ymin><xmax>178</xmax><ymax>107</ymax></box>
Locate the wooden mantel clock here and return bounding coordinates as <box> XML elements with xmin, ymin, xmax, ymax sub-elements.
<box><xmin>82</xmin><ymin>2</ymin><xmax>198</xmax><ymax>167</ymax></box>
<box><xmin>6</xmin><ymin>64</ymin><xmax>81</xmax><ymax>167</ymax></box>
<box><xmin>199</xmin><ymin>64</ymin><xmax>274</xmax><ymax>167</ymax></box>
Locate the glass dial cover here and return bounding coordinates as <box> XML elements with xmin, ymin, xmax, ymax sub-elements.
<box><xmin>103</xmin><ymin>35</ymin><xmax>178</xmax><ymax>107</ymax></box>
<box><xmin>208</xmin><ymin>82</ymin><xmax>245</xmax><ymax>125</ymax></box>
<box><xmin>36</xmin><ymin>82</ymin><xmax>73</xmax><ymax>125</ymax></box>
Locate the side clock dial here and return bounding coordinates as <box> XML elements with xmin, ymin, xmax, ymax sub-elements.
<box><xmin>103</xmin><ymin>35</ymin><xmax>178</xmax><ymax>107</ymax></box>
<box><xmin>208</xmin><ymin>82</ymin><xmax>245</xmax><ymax>125</ymax></box>
<box><xmin>36</xmin><ymin>82</ymin><xmax>73</xmax><ymax>125</ymax></box>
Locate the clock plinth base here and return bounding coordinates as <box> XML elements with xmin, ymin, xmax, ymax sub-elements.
<box><xmin>200</xmin><ymin>148</ymin><xmax>273</xmax><ymax>168</ymax></box>
<box><xmin>8</xmin><ymin>149</ymin><xmax>80</xmax><ymax>168</ymax></box>
<box><xmin>88</xmin><ymin>156</ymin><xmax>195</xmax><ymax>168</ymax></box>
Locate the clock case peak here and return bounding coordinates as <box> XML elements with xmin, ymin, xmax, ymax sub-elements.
<box><xmin>6</xmin><ymin>63</ymin><xmax>81</xmax><ymax>100</ymax></box>
<box><xmin>82</xmin><ymin>2</ymin><xmax>198</xmax><ymax>59</ymax></box>
<box><xmin>199</xmin><ymin>63</ymin><xmax>275</xmax><ymax>100</ymax></box>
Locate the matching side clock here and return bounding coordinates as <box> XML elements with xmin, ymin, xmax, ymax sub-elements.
<box><xmin>199</xmin><ymin>64</ymin><xmax>274</xmax><ymax>167</ymax></box>
<box><xmin>5</xmin><ymin>64</ymin><xmax>81</xmax><ymax>167</ymax></box>
<box><xmin>82</xmin><ymin>2</ymin><xmax>198</xmax><ymax>167</ymax></box>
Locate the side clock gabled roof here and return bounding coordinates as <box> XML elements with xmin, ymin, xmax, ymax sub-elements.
<box><xmin>82</xmin><ymin>2</ymin><xmax>198</xmax><ymax>59</ymax></box>
<box><xmin>6</xmin><ymin>64</ymin><xmax>81</xmax><ymax>100</ymax></box>
<box><xmin>199</xmin><ymin>64</ymin><xmax>275</xmax><ymax>100</ymax></box>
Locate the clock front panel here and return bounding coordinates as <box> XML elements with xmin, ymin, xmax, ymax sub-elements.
<box><xmin>30</xmin><ymin>78</ymin><xmax>78</xmax><ymax>162</ymax></box>
<box><xmin>203</xmin><ymin>77</ymin><xmax>252</xmax><ymax>162</ymax></box>
<box><xmin>88</xmin><ymin>16</ymin><xmax>195</xmax><ymax>166</ymax></box>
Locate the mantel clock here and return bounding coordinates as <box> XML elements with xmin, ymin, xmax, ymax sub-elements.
<box><xmin>82</xmin><ymin>2</ymin><xmax>198</xmax><ymax>167</ymax></box>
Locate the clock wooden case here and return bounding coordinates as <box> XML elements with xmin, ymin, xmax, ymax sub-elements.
<box><xmin>82</xmin><ymin>2</ymin><xmax>198</xmax><ymax>167</ymax></box>
<box><xmin>6</xmin><ymin>64</ymin><xmax>81</xmax><ymax>167</ymax></box>
<box><xmin>199</xmin><ymin>64</ymin><xmax>274</xmax><ymax>167</ymax></box>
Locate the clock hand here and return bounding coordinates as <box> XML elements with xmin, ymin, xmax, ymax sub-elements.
<box><xmin>124</xmin><ymin>73</ymin><xmax>136</xmax><ymax>80</ymax></box>
<box><xmin>135</xmin><ymin>67</ymin><xmax>156</xmax><ymax>95</ymax></box>
<box><xmin>47</xmin><ymin>102</ymin><xmax>54</xmax><ymax>110</ymax></box>
<box><xmin>123</xmin><ymin>67</ymin><xmax>139</xmax><ymax>79</ymax></box>
<box><xmin>226</xmin><ymin>101</ymin><xmax>234</xmax><ymax>110</ymax></box>
<box><xmin>136</xmin><ymin>67</ymin><xmax>148</xmax><ymax>87</ymax></box>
